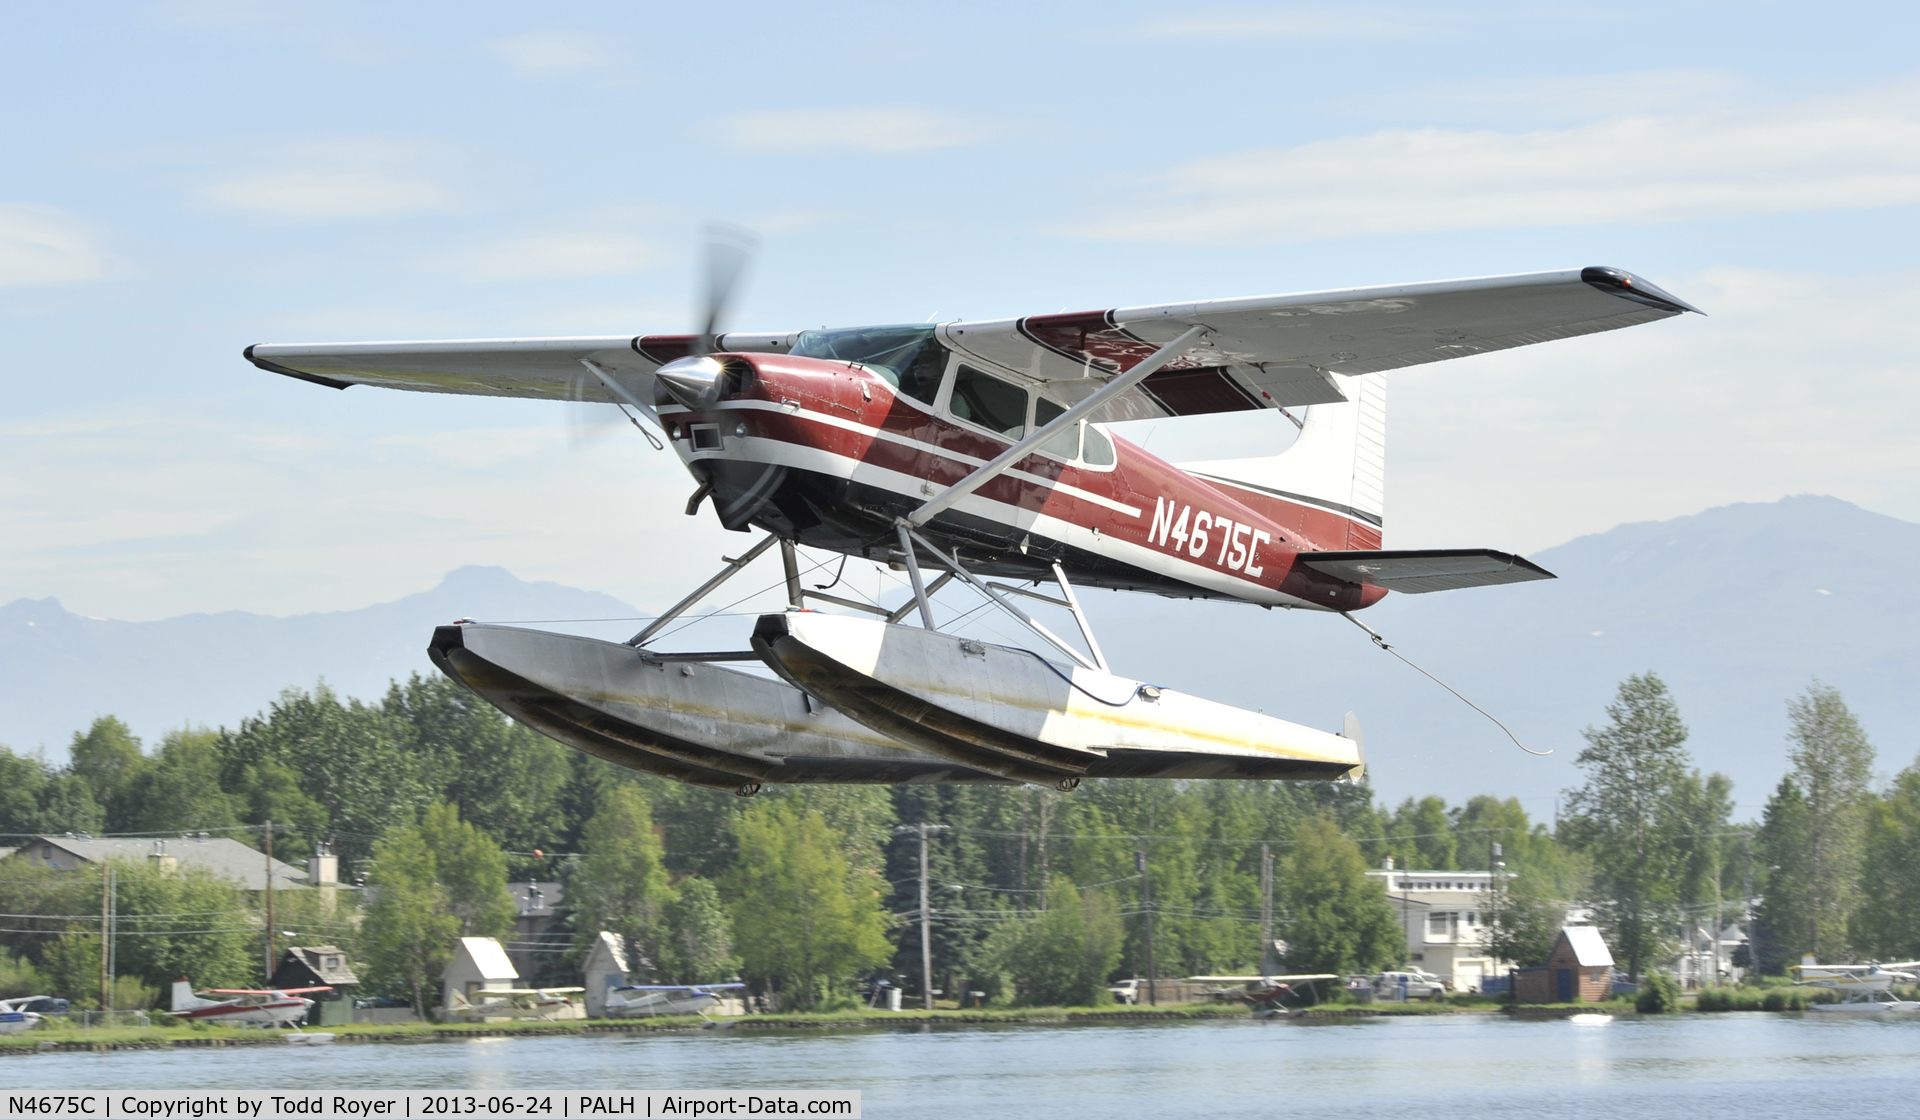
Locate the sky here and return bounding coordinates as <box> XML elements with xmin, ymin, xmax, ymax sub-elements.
<box><xmin>5</xmin><ymin>4</ymin><xmax>1919</xmax><ymax>725</ymax></box>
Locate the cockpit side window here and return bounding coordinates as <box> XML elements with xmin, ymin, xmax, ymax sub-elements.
<box><xmin>948</xmin><ymin>366</ymin><xmax>1029</xmax><ymax>437</ymax></box>
<box><xmin>790</xmin><ymin>325</ymin><xmax>946</xmax><ymax>405</ymax></box>
<box><xmin>1082</xmin><ymin>424</ymin><xmax>1116</xmax><ymax>466</ymax></box>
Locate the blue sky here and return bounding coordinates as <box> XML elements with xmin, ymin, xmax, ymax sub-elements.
<box><xmin>6</xmin><ymin>0</ymin><xmax>1920</xmax><ymax>627</ymax></box>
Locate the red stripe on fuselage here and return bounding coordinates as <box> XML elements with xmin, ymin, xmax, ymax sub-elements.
<box><xmin>669</xmin><ymin>355</ymin><xmax>1386</xmax><ymax>611</ymax></box>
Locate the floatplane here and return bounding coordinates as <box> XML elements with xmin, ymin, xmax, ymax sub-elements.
<box><xmin>447</xmin><ymin>986</ymin><xmax>587</xmax><ymax>1021</ymax></box>
<box><xmin>246</xmin><ymin>234</ymin><xmax>1696</xmax><ymax>793</ymax></box>
<box><xmin>167</xmin><ymin>978</ymin><xmax>331</xmax><ymax>1027</ymax></box>
<box><xmin>1793</xmin><ymin>957</ymin><xmax>1920</xmax><ymax>1013</ymax></box>
<box><xmin>602</xmin><ymin>982</ymin><xmax>746</xmax><ymax>1022</ymax></box>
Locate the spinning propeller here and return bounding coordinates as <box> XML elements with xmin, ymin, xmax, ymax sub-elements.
<box><xmin>568</xmin><ymin>223</ymin><xmax>758</xmax><ymax>443</ymax></box>
<box><xmin>654</xmin><ymin>223</ymin><xmax>758</xmax><ymax>412</ymax></box>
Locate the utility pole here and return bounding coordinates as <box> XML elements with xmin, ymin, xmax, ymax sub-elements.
<box><xmin>98</xmin><ymin>866</ymin><xmax>110</xmax><ymax>1015</ymax></box>
<box><xmin>1137</xmin><ymin>848</ymin><xmax>1156</xmax><ymax>1007</ymax></box>
<box><xmin>918</xmin><ymin>823</ymin><xmax>932</xmax><ymax>1011</ymax></box>
<box><xmin>1259</xmin><ymin>843</ymin><xmax>1274</xmax><ymax>974</ymax></box>
<box><xmin>264</xmin><ymin>820</ymin><xmax>275</xmax><ymax>983</ymax></box>
<box><xmin>894</xmin><ymin>822</ymin><xmax>949</xmax><ymax>1011</ymax></box>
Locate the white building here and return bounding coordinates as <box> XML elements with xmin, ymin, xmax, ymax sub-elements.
<box><xmin>441</xmin><ymin>936</ymin><xmax>518</xmax><ymax>1019</ymax></box>
<box><xmin>582</xmin><ymin>932</ymin><xmax>629</xmax><ymax>1019</ymax></box>
<box><xmin>1367</xmin><ymin>863</ymin><xmax>1501</xmax><ymax>992</ymax></box>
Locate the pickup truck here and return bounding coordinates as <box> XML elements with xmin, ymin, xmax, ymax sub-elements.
<box><xmin>1108</xmin><ymin>979</ymin><xmax>1148</xmax><ymax>1005</ymax></box>
<box><xmin>1373</xmin><ymin>970</ymin><xmax>1446</xmax><ymax>1001</ymax></box>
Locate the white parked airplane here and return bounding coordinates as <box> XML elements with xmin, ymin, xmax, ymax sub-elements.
<box><xmin>447</xmin><ymin>986</ymin><xmax>586</xmax><ymax>1021</ymax></box>
<box><xmin>603</xmin><ymin>983</ymin><xmax>746</xmax><ymax>1020</ymax></box>
<box><xmin>1793</xmin><ymin>957</ymin><xmax>1920</xmax><ymax>1013</ymax></box>
<box><xmin>0</xmin><ymin>997</ymin><xmax>47</xmax><ymax>1034</ymax></box>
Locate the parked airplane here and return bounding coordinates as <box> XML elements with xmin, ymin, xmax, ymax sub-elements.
<box><xmin>167</xmin><ymin>979</ymin><xmax>330</xmax><ymax>1026</ymax></box>
<box><xmin>0</xmin><ymin>997</ymin><xmax>48</xmax><ymax>1034</ymax></box>
<box><xmin>248</xmin><ymin>237</ymin><xmax>1697</xmax><ymax>794</ymax></box>
<box><xmin>1793</xmin><ymin>957</ymin><xmax>1920</xmax><ymax>1012</ymax></box>
<box><xmin>447</xmin><ymin>986</ymin><xmax>586</xmax><ymax>1021</ymax></box>
<box><xmin>602</xmin><ymin>982</ymin><xmax>746</xmax><ymax>1021</ymax></box>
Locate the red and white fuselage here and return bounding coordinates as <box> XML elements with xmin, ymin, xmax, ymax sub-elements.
<box><xmin>168</xmin><ymin>979</ymin><xmax>323</xmax><ymax>1026</ymax></box>
<box><xmin>657</xmin><ymin>348</ymin><xmax>1387</xmax><ymax>613</ymax></box>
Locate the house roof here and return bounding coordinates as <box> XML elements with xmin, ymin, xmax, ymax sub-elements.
<box><xmin>1561</xmin><ymin>925</ymin><xmax>1615</xmax><ymax>967</ymax></box>
<box><xmin>448</xmin><ymin>936</ymin><xmax>518</xmax><ymax>981</ymax></box>
<box><xmin>277</xmin><ymin>945</ymin><xmax>359</xmax><ymax>986</ymax></box>
<box><xmin>18</xmin><ymin>835</ymin><xmax>307</xmax><ymax>891</ymax></box>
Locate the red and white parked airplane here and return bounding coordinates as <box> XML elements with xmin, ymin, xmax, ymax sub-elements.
<box><xmin>246</xmin><ymin>255</ymin><xmax>1697</xmax><ymax>793</ymax></box>
<box><xmin>167</xmin><ymin>978</ymin><xmax>329</xmax><ymax>1026</ymax></box>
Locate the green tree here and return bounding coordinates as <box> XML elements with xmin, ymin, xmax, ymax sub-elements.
<box><xmin>384</xmin><ymin>674</ymin><xmax>572</xmax><ymax>857</ymax></box>
<box><xmin>1280</xmin><ymin>814</ymin><xmax>1403</xmax><ymax>975</ymax></box>
<box><xmin>119</xmin><ymin>730</ymin><xmax>243</xmax><ymax>836</ymax></box>
<box><xmin>1853</xmin><ymin>765</ymin><xmax>1920</xmax><ymax>959</ymax></box>
<box><xmin>1389</xmin><ymin>796</ymin><xmax>1457</xmax><ymax>869</ymax></box>
<box><xmin>1761</xmin><ymin>683</ymin><xmax>1874</xmax><ymax>962</ymax></box>
<box><xmin>659</xmin><ymin>877</ymin><xmax>736</xmax><ymax>983</ymax></box>
<box><xmin>1484</xmin><ymin>871</ymin><xmax>1567</xmax><ymax>968</ymax></box>
<box><xmin>726</xmin><ymin>801</ymin><xmax>892</xmax><ymax>1010</ymax></box>
<box><xmin>67</xmin><ymin>717</ymin><xmax>145</xmax><ymax>827</ymax></box>
<box><xmin>361</xmin><ymin>822</ymin><xmax>458</xmax><ymax>1018</ymax></box>
<box><xmin>1560</xmin><ymin>672</ymin><xmax>1695</xmax><ymax>981</ymax></box>
<box><xmin>418</xmin><ymin>803</ymin><xmax>515</xmax><ymax>940</ymax></box>
<box><xmin>568</xmin><ymin>786</ymin><xmax>675</xmax><ymax>977</ymax></box>
<box><xmin>987</xmin><ymin>877</ymin><xmax>1123</xmax><ymax>1007</ymax></box>
<box><xmin>360</xmin><ymin>803</ymin><xmax>511</xmax><ymax>1017</ymax></box>
<box><xmin>0</xmin><ymin>747</ymin><xmax>103</xmax><ymax>836</ymax></box>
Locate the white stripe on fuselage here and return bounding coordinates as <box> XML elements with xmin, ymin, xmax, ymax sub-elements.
<box><xmin>668</xmin><ymin>399</ymin><xmax>1143</xmax><ymax>520</ymax></box>
<box><xmin>682</xmin><ymin>422</ymin><xmax>1327</xmax><ymax>609</ymax></box>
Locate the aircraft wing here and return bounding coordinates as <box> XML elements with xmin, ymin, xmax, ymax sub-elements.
<box><xmin>1299</xmin><ymin>549</ymin><xmax>1554</xmax><ymax>593</ymax></box>
<box><xmin>940</xmin><ymin>266</ymin><xmax>1697</xmax><ymax>420</ymax></box>
<box><xmin>243</xmin><ymin>332</ymin><xmax>793</xmax><ymax>403</ymax></box>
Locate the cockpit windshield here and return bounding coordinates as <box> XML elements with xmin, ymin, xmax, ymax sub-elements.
<box><xmin>791</xmin><ymin>325</ymin><xmax>947</xmax><ymax>404</ymax></box>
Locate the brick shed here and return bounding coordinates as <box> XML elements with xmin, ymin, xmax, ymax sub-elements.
<box><xmin>1513</xmin><ymin>927</ymin><xmax>1614</xmax><ymax>1004</ymax></box>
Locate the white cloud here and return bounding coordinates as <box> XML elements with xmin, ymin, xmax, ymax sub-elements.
<box><xmin>202</xmin><ymin>140</ymin><xmax>457</xmax><ymax>220</ymax></box>
<box><xmin>715</xmin><ymin>107</ymin><xmax>990</xmax><ymax>154</ymax></box>
<box><xmin>487</xmin><ymin>30</ymin><xmax>619</xmax><ymax>74</ymax></box>
<box><xmin>1070</xmin><ymin>80</ymin><xmax>1920</xmax><ymax>242</ymax></box>
<box><xmin>457</xmin><ymin>233</ymin><xmax>665</xmax><ymax>282</ymax></box>
<box><xmin>0</xmin><ymin>204</ymin><xmax>108</xmax><ymax>288</ymax></box>
<box><xmin>1121</xmin><ymin>6</ymin><xmax>1429</xmax><ymax>39</ymax></box>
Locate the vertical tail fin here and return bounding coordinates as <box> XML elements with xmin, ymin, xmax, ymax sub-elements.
<box><xmin>1176</xmin><ymin>376</ymin><xmax>1386</xmax><ymax>551</ymax></box>
<box><xmin>171</xmin><ymin>978</ymin><xmax>200</xmax><ymax>1011</ymax></box>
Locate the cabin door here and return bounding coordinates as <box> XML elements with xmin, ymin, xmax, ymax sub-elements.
<box><xmin>1555</xmin><ymin>969</ymin><xmax>1573</xmax><ymax>1002</ymax></box>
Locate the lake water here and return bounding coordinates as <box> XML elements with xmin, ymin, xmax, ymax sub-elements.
<box><xmin>10</xmin><ymin>1014</ymin><xmax>1919</xmax><ymax>1118</ymax></box>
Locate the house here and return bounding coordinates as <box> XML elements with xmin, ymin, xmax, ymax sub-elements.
<box><xmin>1367</xmin><ymin>863</ymin><xmax>1501</xmax><ymax>991</ymax></box>
<box><xmin>1367</xmin><ymin>860</ymin><xmax>1588</xmax><ymax>992</ymax></box>
<box><xmin>582</xmin><ymin>931</ymin><xmax>629</xmax><ymax>1019</ymax></box>
<box><xmin>269</xmin><ymin>945</ymin><xmax>359</xmax><ymax>1027</ymax></box>
<box><xmin>10</xmin><ymin>834</ymin><xmax>307</xmax><ymax>892</ymax></box>
<box><xmin>441</xmin><ymin>936</ymin><xmax>519</xmax><ymax>1020</ymax></box>
<box><xmin>1514</xmin><ymin>927</ymin><xmax>1615</xmax><ymax>1004</ymax></box>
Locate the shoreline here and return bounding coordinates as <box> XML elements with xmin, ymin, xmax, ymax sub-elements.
<box><xmin>0</xmin><ymin>998</ymin><xmax>1793</xmax><ymax>1053</ymax></box>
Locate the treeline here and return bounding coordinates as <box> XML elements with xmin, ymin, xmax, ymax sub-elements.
<box><xmin>0</xmin><ymin>670</ymin><xmax>1911</xmax><ymax>1011</ymax></box>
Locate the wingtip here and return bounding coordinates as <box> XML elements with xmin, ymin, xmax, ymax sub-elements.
<box><xmin>1581</xmin><ymin>266</ymin><xmax>1705</xmax><ymax>316</ymax></box>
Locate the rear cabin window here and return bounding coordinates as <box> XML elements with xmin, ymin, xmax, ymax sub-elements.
<box><xmin>1034</xmin><ymin>398</ymin><xmax>1079</xmax><ymax>459</ymax></box>
<box><xmin>949</xmin><ymin>366</ymin><xmax>1029</xmax><ymax>437</ymax></box>
<box><xmin>1083</xmin><ymin>424</ymin><xmax>1115</xmax><ymax>466</ymax></box>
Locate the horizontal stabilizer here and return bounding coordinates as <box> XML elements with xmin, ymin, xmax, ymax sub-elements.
<box><xmin>1300</xmin><ymin>548</ymin><xmax>1554</xmax><ymax>593</ymax></box>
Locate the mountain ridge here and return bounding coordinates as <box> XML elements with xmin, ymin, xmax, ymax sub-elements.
<box><xmin>3</xmin><ymin>497</ymin><xmax>1911</xmax><ymax>818</ymax></box>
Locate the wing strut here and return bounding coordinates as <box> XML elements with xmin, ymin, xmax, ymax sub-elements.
<box><xmin>905</xmin><ymin>325</ymin><xmax>1205</xmax><ymax>527</ymax></box>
